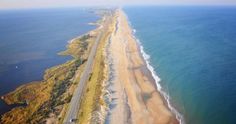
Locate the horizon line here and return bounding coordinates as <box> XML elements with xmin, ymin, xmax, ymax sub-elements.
<box><xmin>1</xmin><ymin>4</ymin><xmax>236</xmax><ymax>10</ymax></box>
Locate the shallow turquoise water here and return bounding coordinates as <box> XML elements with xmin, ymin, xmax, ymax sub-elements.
<box><xmin>125</xmin><ymin>6</ymin><xmax>236</xmax><ymax>124</ymax></box>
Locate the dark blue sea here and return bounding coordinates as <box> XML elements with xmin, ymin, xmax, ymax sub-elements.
<box><xmin>0</xmin><ymin>8</ymin><xmax>99</xmax><ymax>115</ymax></box>
<box><xmin>125</xmin><ymin>6</ymin><xmax>236</xmax><ymax>124</ymax></box>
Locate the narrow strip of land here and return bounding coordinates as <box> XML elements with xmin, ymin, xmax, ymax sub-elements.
<box><xmin>63</xmin><ymin>11</ymin><xmax>113</xmax><ymax>124</ymax></box>
<box><xmin>64</xmin><ymin>8</ymin><xmax>179</xmax><ymax>124</ymax></box>
<box><xmin>63</xmin><ymin>23</ymin><xmax>104</xmax><ymax>124</ymax></box>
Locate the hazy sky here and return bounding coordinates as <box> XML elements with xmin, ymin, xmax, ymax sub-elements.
<box><xmin>0</xmin><ymin>0</ymin><xmax>236</xmax><ymax>9</ymax></box>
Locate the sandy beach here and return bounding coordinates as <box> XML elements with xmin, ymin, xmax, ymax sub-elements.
<box><xmin>106</xmin><ymin>9</ymin><xmax>179</xmax><ymax>124</ymax></box>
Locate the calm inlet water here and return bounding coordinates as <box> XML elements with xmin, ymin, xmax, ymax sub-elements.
<box><xmin>0</xmin><ymin>8</ymin><xmax>99</xmax><ymax>115</ymax></box>
<box><xmin>125</xmin><ymin>6</ymin><xmax>236</xmax><ymax>124</ymax></box>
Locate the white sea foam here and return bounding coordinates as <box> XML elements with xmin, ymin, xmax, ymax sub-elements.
<box><xmin>137</xmin><ymin>38</ymin><xmax>184</xmax><ymax>124</ymax></box>
<box><xmin>127</xmin><ymin>16</ymin><xmax>184</xmax><ymax>124</ymax></box>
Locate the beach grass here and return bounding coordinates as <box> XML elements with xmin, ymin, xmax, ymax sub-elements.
<box><xmin>77</xmin><ymin>20</ymin><xmax>112</xmax><ymax>124</ymax></box>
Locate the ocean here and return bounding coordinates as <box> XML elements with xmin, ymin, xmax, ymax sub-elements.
<box><xmin>0</xmin><ymin>8</ymin><xmax>99</xmax><ymax>115</ymax></box>
<box><xmin>124</xmin><ymin>6</ymin><xmax>236</xmax><ymax>124</ymax></box>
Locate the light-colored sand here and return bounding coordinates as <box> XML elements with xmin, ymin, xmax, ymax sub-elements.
<box><xmin>107</xmin><ymin>9</ymin><xmax>179</xmax><ymax>124</ymax></box>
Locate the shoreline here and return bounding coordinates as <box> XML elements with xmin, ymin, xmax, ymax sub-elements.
<box><xmin>0</xmin><ymin>31</ymin><xmax>94</xmax><ymax>115</ymax></box>
<box><xmin>0</xmin><ymin>8</ymin><xmax>100</xmax><ymax>99</ymax></box>
<box><xmin>1</xmin><ymin>8</ymin><xmax>184</xmax><ymax>124</ymax></box>
<box><xmin>0</xmin><ymin>10</ymin><xmax>103</xmax><ymax>123</ymax></box>
<box><xmin>125</xmin><ymin>13</ymin><xmax>184</xmax><ymax>123</ymax></box>
<box><xmin>106</xmin><ymin>9</ymin><xmax>180</xmax><ymax>124</ymax></box>
<box><xmin>132</xmin><ymin>30</ymin><xmax>184</xmax><ymax>124</ymax></box>
<box><xmin>0</xmin><ymin>8</ymin><xmax>101</xmax><ymax>106</ymax></box>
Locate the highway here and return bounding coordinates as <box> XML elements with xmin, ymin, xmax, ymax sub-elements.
<box><xmin>63</xmin><ymin>23</ymin><xmax>104</xmax><ymax>124</ymax></box>
<box><xmin>63</xmin><ymin>9</ymin><xmax>114</xmax><ymax>123</ymax></box>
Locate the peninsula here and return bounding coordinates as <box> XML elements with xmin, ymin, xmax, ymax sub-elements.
<box><xmin>0</xmin><ymin>8</ymin><xmax>179</xmax><ymax>124</ymax></box>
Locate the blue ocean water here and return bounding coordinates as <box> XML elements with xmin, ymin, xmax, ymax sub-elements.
<box><xmin>125</xmin><ymin>6</ymin><xmax>236</xmax><ymax>124</ymax></box>
<box><xmin>0</xmin><ymin>8</ymin><xmax>99</xmax><ymax>115</ymax></box>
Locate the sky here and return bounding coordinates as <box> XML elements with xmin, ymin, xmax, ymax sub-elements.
<box><xmin>0</xmin><ymin>0</ymin><xmax>236</xmax><ymax>9</ymax></box>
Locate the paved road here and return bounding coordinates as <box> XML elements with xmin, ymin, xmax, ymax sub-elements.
<box><xmin>63</xmin><ymin>25</ymin><xmax>104</xmax><ymax>124</ymax></box>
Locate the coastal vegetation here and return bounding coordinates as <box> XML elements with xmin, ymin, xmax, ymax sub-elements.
<box><xmin>77</xmin><ymin>14</ymin><xmax>114</xmax><ymax>124</ymax></box>
<box><xmin>0</xmin><ymin>32</ymin><xmax>95</xmax><ymax>124</ymax></box>
<box><xmin>0</xmin><ymin>9</ymin><xmax>116</xmax><ymax>124</ymax></box>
